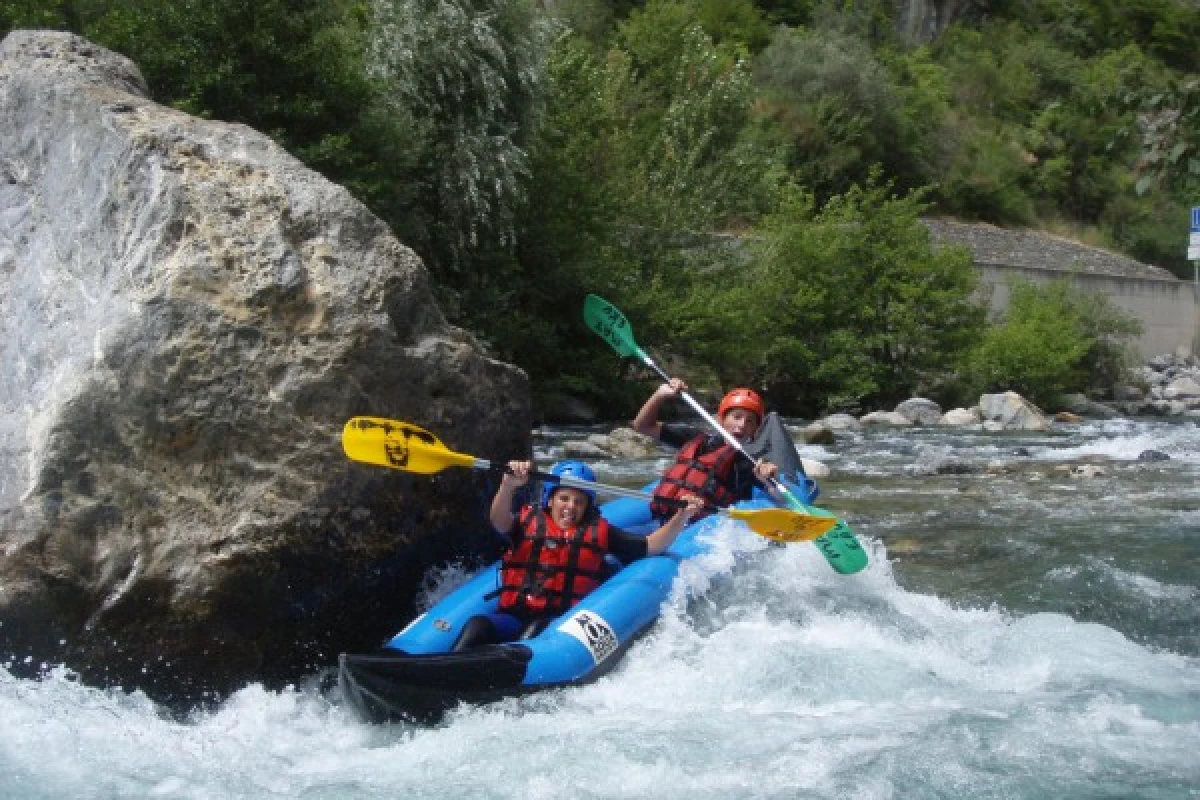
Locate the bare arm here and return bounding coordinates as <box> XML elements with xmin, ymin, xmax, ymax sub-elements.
<box><xmin>643</xmin><ymin>494</ymin><xmax>705</xmax><ymax>555</ymax></box>
<box><xmin>631</xmin><ymin>378</ymin><xmax>687</xmax><ymax>438</ymax></box>
<box><xmin>489</xmin><ymin>460</ymin><xmax>531</xmax><ymax>533</ymax></box>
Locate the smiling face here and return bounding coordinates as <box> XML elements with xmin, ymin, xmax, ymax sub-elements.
<box><xmin>721</xmin><ymin>408</ymin><xmax>761</xmax><ymax>441</ymax></box>
<box><xmin>547</xmin><ymin>487</ymin><xmax>590</xmax><ymax>528</ymax></box>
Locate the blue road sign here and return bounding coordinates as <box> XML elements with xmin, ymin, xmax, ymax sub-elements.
<box><xmin>1192</xmin><ymin>206</ymin><xmax>1200</xmax><ymax>232</ymax></box>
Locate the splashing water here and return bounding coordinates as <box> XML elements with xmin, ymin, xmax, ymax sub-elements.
<box><xmin>4</xmin><ymin>419</ymin><xmax>1200</xmax><ymax>798</ymax></box>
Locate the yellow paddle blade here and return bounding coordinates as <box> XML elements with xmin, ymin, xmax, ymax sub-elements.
<box><xmin>342</xmin><ymin>417</ymin><xmax>476</xmax><ymax>474</ymax></box>
<box><xmin>726</xmin><ymin>507</ymin><xmax>838</xmax><ymax>543</ymax></box>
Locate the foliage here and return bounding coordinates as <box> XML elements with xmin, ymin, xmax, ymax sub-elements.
<box><xmin>960</xmin><ymin>278</ymin><xmax>1142</xmax><ymax>406</ymax></box>
<box><xmin>1</xmin><ymin>0</ymin><xmax>80</xmax><ymax>33</ymax></box>
<box><xmin>367</xmin><ymin>0</ymin><xmax>552</xmax><ymax>277</ymax></box>
<box><xmin>4</xmin><ymin>0</ymin><xmax>1192</xmax><ymax>418</ymax></box>
<box><xmin>923</xmin><ymin>17</ymin><xmax>1196</xmax><ymax>277</ymax></box>
<box><xmin>458</xmin><ymin>33</ymin><xmax>641</xmax><ymax>416</ymax></box>
<box><xmin>1128</xmin><ymin>74</ymin><xmax>1200</xmax><ymax>203</ymax></box>
<box><xmin>449</xmin><ymin>7</ymin><xmax>787</xmax><ymax>416</ymax></box>
<box><xmin>1012</xmin><ymin>0</ymin><xmax>1200</xmax><ymax>72</ymax></box>
<box><xmin>685</xmin><ymin>174</ymin><xmax>986</xmax><ymax>416</ymax></box>
<box><xmin>754</xmin><ymin>25</ymin><xmax>913</xmax><ymax>201</ymax></box>
<box><xmin>694</xmin><ymin>0</ymin><xmax>771</xmax><ymax>54</ymax></box>
<box><xmin>1</xmin><ymin>0</ymin><xmax>434</xmax><ymax>268</ymax></box>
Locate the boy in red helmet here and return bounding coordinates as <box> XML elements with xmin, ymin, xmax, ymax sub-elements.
<box><xmin>633</xmin><ymin>380</ymin><xmax>781</xmax><ymax>520</ymax></box>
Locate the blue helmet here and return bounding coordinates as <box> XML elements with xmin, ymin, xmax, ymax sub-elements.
<box><xmin>541</xmin><ymin>460</ymin><xmax>597</xmax><ymax>509</ymax></box>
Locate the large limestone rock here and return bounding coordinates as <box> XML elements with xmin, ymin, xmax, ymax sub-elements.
<box><xmin>0</xmin><ymin>31</ymin><xmax>530</xmax><ymax>703</ymax></box>
<box><xmin>979</xmin><ymin>391</ymin><xmax>1051</xmax><ymax>431</ymax></box>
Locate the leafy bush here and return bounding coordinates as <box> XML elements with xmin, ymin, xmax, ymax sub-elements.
<box><xmin>754</xmin><ymin>26</ymin><xmax>911</xmax><ymax>200</ymax></box>
<box><xmin>368</xmin><ymin>0</ymin><xmax>552</xmax><ymax>276</ymax></box>
<box><xmin>687</xmin><ymin>174</ymin><xmax>985</xmax><ymax>416</ymax></box>
<box><xmin>961</xmin><ymin>278</ymin><xmax>1142</xmax><ymax>406</ymax></box>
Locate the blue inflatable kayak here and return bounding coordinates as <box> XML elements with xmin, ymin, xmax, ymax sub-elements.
<box><xmin>338</xmin><ymin>480</ymin><xmax>818</xmax><ymax>722</ymax></box>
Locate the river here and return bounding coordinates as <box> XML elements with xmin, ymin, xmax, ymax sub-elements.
<box><xmin>3</xmin><ymin>417</ymin><xmax>1198</xmax><ymax>798</ymax></box>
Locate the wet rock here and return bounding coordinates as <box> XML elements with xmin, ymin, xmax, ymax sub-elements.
<box><xmin>1053</xmin><ymin>463</ymin><xmax>1108</xmax><ymax>478</ymax></box>
<box><xmin>562</xmin><ymin>440</ymin><xmax>609</xmax><ymax>459</ymax></box>
<box><xmin>1070</xmin><ymin>465</ymin><xmax>1108</xmax><ymax>478</ymax></box>
<box><xmin>1163</xmin><ymin>376</ymin><xmax>1200</xmax><ymax>401</ymax></box>
<box><xmin>793</xmin><ymin>422</ymin><xmax>835</xmax><ymax>446</ymax></box>
<box><xmin>1112</xmin><ymin>385</ymin><xmax>1145</xmax><ymax>403</ymax></box>
<box><xmin>894</xmin><ymin>397</ymin><xmax>942</xmax><ymax>425</ymax></box>
<box><xmin>801</xmin><ymin>458</ymin><xmax>831</xmax><ymax>478</ymax></box>
<box><xmin>820</xmin><ymin>413</ymin><xmax>862</xmax><ymax>431</ymax></box>
<box><xmin>1137</xmin><ymin>449</ymin><xmax>1171</xmax><ymax>462</ymax></box>
<box><xmin>1059</xmin><ymin>394</ymin><xmax>1120</xmax><ymax>419</ymax></box>
<box><xmin>582</xmin><ymin>427</ymin><xmax>660</xmax><ymax>459</ymax></box>
<box><xmin>979</xmin><ymin>391</ymin><xmax>1051</xmax><ymax>431</ymax></box>
<box><xmin>938</xmin><ymin>407</ymin><xmax>982</xmax><ymax>426</ymax></box>
<box><xmin>909</xmin><ymin>444</ymin><xmax>969</xmax><ymax>475</ymax></box>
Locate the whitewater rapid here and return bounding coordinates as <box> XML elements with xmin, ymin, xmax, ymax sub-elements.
<box><xmin>3</xmin><ymin>418</ymin><xmax>1199</xmax><ymax>798</ymax></box>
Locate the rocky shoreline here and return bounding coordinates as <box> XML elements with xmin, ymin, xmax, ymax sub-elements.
<box><xmin>560</xmin><ymin>350</ymin><xmax>1199</xmax><ymax>477</ymax></box>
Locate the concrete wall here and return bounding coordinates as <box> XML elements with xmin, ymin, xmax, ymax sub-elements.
<box><xmin>977</xmin><ymin>262</ymin><xmax>1200</xmax><ymax>359</ymax></box>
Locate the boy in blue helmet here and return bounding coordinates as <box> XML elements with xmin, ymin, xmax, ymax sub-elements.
<box><xmin>452</xmin><ymin>459</ymin><xmax>702</xmax><ymax>651</ymax></box>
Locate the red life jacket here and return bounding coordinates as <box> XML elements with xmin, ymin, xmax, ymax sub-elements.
<box><xmin>650</xmin><ymin>434</ymin><xmax>740</xmax><ymax>519</ymax></box>
<box><xmin>498</xmin><ymin>506</ymin><xmax>611</xmax><ymax>616</ymax></box>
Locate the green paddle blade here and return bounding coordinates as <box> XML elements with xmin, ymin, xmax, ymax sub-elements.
<box><xmin>342</xmin><ymin>417</ymin><xmax>476</xmax><ymax>474</ymax></box>
<box><xmin>779</xmin><ymin>494</ymin><xmax>869</xmax><ymax>575</ymax></box>
<box><xmin>584</xmin><ymin>294</ymin><xmax>643</xmax><ymax>359</ymax></box>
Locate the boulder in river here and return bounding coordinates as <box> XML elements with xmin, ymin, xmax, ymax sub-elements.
<box><xmin>0</xmin><ymin>31</ymin><xmax>529</xmax><ymax>705</ymax></box>
<box><xmin>979</xmin><ymin>391</ymin><xmax>1051</xmax><ymax>431</ymax></box>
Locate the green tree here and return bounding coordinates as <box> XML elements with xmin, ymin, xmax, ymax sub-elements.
<box><xmin>368</xmin><ymin>0</ymin><xmax>551</xmax><ymax>277</ymax></box>
<box><xmin>2</xmin><ymin>0</ymin><xmax>424</xmax><ymax>262</ymax></box>
<box><xmin>755</xmin><ymin>25</ymin><xmax>916</xmax><ymax>201</ymax></box>
<box><xmin>961</xmin><ymin>278</ymin><xmax>1141</xmax><ymax>406</ymax></box>
<box><xmin>459</xmin><ymin>10</ymin><xmax>788</xmax><ymax>416</ymax></box>
<box><xmin>461</xmin><ymin>33</ymin><xmax>642</xmax><ymax>416</ymax></box>
<box><xmin>683</xmin><ymin>175</ymin><xmax>985</xmax><ymax>416</ymax></box>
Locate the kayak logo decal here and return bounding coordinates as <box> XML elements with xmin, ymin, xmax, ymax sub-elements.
<box><xmin>385</xmin><ymin>426</ymin><xmax>438</xmax><ymax>469</ymax></box>
<box><xmin>559</xmin><ymin>610</ymin><xmax>619</xmax><ymax>665</ymax></box>
<box><xmin>353</xmin><ymin>418</ymin><xmax>439</xmax><ymax>469</ymax></box>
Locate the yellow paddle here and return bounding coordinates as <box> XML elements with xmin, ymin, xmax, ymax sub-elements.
<box><xmin>342</xmin><ymin>417</ymin><xmax>837</xmax><ymax>544</ymax></box>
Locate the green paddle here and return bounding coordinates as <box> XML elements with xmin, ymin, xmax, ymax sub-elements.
<box><xmin>342</xmin><ymin>416</ymin><xmax>837</xmax><ymax>543</ymax></box>
<box><xmin>585</xmin><ymin>294</ymin><xmax>810</xmax><ymax>507</ymax></box>
<box><xmin>583</xmin><ymin>294</ymin><xmax>868</xmax><ymax>573</ymax></box>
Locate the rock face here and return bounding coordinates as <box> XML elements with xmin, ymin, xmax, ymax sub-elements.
<box><xmin>0</xmin><ymin>32</ymin><xmax>530</xmax><ymax>704</ymax></box>
<box><xmin>979</xmin><ymin>391</ymin><xmax>1051</xmax><ymax>431</ymax></box>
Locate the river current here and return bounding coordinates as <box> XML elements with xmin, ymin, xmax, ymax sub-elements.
<box><xmin>3</xmin><ymin>418</ymin><xmax>1199</xmax><ymax>798</ymax></box>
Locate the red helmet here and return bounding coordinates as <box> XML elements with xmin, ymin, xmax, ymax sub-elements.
<box><xmin>717</xmin><ymin>388</ymin><xmax>765</xmax><ymax>422</ymax></box>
